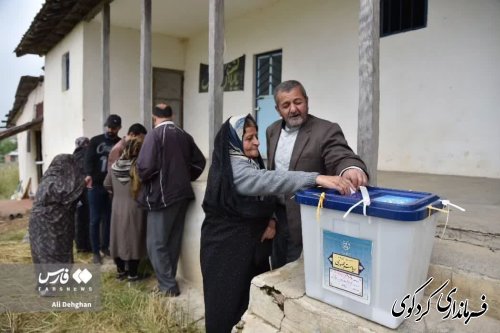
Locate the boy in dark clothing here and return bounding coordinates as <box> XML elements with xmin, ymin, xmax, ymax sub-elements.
<box><xmin>84</xmin><ymin>114</ymin><xmax>122</xmax><ymax>264</ymax></box>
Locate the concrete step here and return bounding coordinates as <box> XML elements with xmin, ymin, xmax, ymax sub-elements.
<box><xmin>238</xmin><ymin>259</ymin><xmax>500</xmax><ymax>333</ymax></box>
<box><xmin>435</xmin><ymin>204</ymin><xmax>500</xmax><ymax>251</ymax></box>
<box><xmin>378</xmin><ymin>171</ymin><xmax>500</xmax><ymax>251</ymax></box>
<box><xmin>428</xmin><ymin>238</ymin><xmax>500</xmax><ymax>321</ymax></box>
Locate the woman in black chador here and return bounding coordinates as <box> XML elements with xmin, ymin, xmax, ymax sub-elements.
<box><xmin>29</xmin><ymin>154</ymin><xmax>85</xmax><ymax>264</ymax></box>
<box><xmin>200</xmin><ymin>114</ymin><xmax>350</xmax><ymax>333</ymax></box>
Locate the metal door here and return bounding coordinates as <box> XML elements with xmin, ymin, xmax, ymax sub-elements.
<box><xmin>255</xmin><ymin>50</ymin><xmax>282</xmax><ymax>158</ymax></box>
<box><xmin>153</xmin><ymin>68</ymin><xmax>184</xmax><ymax>128</ymax></box>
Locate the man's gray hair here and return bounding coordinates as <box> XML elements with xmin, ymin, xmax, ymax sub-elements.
<box><xmin>273</xmin><ymin>80</ymin><xmax>308</xmax><ymax>104</ymax></box>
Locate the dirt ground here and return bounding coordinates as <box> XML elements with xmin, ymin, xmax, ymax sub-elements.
<box><xmin>0</xmin><ymin>199</ymin><xmax>32</xmax><ymax>236</ymax></box>
<box><xmin>0</xmin><ymin>199</ymin><xmax>32</xmax><ymax>220</ymax></box>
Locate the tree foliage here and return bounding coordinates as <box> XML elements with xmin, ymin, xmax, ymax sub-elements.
<box><xmin>0</xmin><ymin>138</ymin><xmax>18</xmax><ymax>161</ymax></box>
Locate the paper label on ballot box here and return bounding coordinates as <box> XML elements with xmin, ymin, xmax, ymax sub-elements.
<box><xmin>322</xmin><ymin>230</ymin><xmax>372</xmax><ymax>304</ymax></box>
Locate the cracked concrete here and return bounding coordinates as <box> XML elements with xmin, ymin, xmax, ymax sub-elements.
<box><xmin>239</xmin><ymin>259</ymin><xmax>500</xmax><ymax>332</ymax></box>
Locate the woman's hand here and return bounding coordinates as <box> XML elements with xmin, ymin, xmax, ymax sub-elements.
<box><xmin>315</xmin><ymin>175</ymin><xmax>355</xmax><ymax>196</ymax></box>
<box><xmin>261</xmin><ymin>218</ymin><xmax>277</xmax><ymax>242</ymax></box>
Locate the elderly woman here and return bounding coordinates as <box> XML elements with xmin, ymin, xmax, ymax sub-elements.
<box><xmin>29</xmin><ymin>154</ymin><xmax>85</xmax><ymax>265</ymax></box>
<box><xmin>104</xmin><ymin>137</ymin><xmax>147</xmax><ymax>281</ymax></box>
<box><xmin>200</xmin><ymin>114</ymin><xmax>355</xmax><ymax>333</ymax></box>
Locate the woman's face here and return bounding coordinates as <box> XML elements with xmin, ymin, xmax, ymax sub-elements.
<box><xmin>242</xmin><ymin>126</ymin><xmax>260</xmax><ymax>159</ymax></box>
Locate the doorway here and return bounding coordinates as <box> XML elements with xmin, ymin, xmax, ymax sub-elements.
<box><xmin>153</xmin><ymin>68</ymin><xmax>184</xmax><ymax>128</ymax></box>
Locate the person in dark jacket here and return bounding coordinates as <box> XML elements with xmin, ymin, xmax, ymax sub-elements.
<box><xmin>84</xmin><ymin>114</ymin><xmax>122</xmax><ymax>264</ymax></box>
<box><xmin>137</xmin><ymin>103</ymin><xmax>206</xmax><ymax>296</ymax></box>
<box><xmin>73</xmin><ymin>136</ymin><xmax>91</xmax><ymax>253</ymax></box>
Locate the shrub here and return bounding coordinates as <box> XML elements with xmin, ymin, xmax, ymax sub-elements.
<box><xmin>0</xmin><ymin>163</ymin><xmax>19</xmax><ymax>199</ymax></box>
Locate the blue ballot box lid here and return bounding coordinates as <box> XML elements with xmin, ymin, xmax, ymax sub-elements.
<box><xmin>295</xmin><ymin>186</ymin><xmax>442</xmax><ymax>221</ymax></box>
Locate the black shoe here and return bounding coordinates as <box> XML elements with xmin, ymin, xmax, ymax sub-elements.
<box><xmin>100</xmin><ymin>249</ymin><xmax>111</xmax><ymax>257</ymax></box>
<box><xmin>152</xmin><ymin>286</ymin><xmax>180</xmax><ymax>297</ymax></box>
<box><xmin>93</xmin><ymin>254</ymin><xmax>102</xmax><ymax>264</ymax></box>
<box><xmin>164</xmin><ymin>289</ymin><xmax>180</xmax><ymax>297</ymax></box>
<box><xmin>116</xmin><ymin>271</ymin><xmax>128</xmax><ymax>280</ymax></box>
<box><xmin>127</xmin><ymin>275</ymin><xmax>140</xmax><ymax>282</ymax></box>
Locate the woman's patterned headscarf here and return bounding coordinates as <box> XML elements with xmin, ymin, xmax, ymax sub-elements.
<box><xmin>112</xmin><ymin>137</ymin><xmax>144</xmax><ymax>198</ymax></box>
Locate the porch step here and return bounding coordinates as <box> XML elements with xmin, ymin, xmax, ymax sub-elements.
<box><xmin>238</xmin><ymin>251</ymin><xmax>500</xmax><ymax>333</ymax></box>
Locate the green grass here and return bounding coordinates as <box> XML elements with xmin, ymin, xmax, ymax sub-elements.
<box><xmin>0</xmin><ymin>224</ymin><xmax>202</xmax><ymax>333</ymax></box>
<box><xmin>0</xmin><ymin>163</ymin><xmax>20</xmax><ymax>199</ymax></box>
<box><xmin>0</xmin><ymin>228</ymin><xmax>26</xmax><ymax>242</ymax></box>
<box><xmin>1</xmin><ymin>274</ymin><xmax>200</xmax><ymax>333</ymax></box>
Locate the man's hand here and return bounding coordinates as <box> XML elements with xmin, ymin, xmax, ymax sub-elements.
<box><xmin>85</xmin><ymin>176</ymin><xmax>93</xmax><ymax>189</ymax></box>
<box><xmin>341</xmin><ymin>168</ymin><xmax>368</xmax><ymax>189</ymax></box>
<box><xmin>261</xmin><ymin>218</ymin><xmax>277</xmax><ymax>242</ymax></box>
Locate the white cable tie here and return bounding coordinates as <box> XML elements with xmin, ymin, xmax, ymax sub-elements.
<box><xmin>343</xmin><ymin>186</ymin><xmax>371</xmax><ymax>219</ymax></box>
<box><xmin>360</xmin><ymin>186</ymin><xmax>371</xmax><ymax>216</ymax></box>
<box><xmin>343</xmin><ymin>199</ymin><xmax>363</xmax><ymax>219</ymax></box>
<box><xmin>441</xmin><ymin>200</ymin><xmax>466</xmax><ymax>212</ymax></box>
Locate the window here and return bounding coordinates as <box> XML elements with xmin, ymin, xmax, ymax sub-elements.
<box><xmin>380</xmin><ymin>0</ymin><xmax>427</xmax><ymax>37</ymax></box>
<box><xmin>62</xmin><ymin>52</ymin><xmax>70</xmax><ymax>90</ymax></box>
<box><xmin>255</xmin><ymin>50</ymin><xmax>282</xmax><ymax>97</ymax></box>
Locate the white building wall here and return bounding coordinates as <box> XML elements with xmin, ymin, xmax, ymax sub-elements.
<box><xmin>15</xmin><ymin>83</ymin><xmax>43</xmax><ymax>193</ymax></box>
<box><xmin>37</xmin><ymin>0</ymin><xmax>500</xmax><ymax>180</ymax></box>
<box><xmin>183</xmin><ymin>0</ymin><xmax>500</xmax><ymax>178</ymax></box>
<box><xmin>184</xmin><ymin>0</ymin><xmax>360</xmax><ymax>156</ymax></box>
<box><xmin>41</xmin><ymin>19</ymin><xmax>186</xmax><ymax>162</ymax></box>
<box><xmin>82</xmin><ymin>21</ymin><xmax>186</xmax><ymax>138</ymax></box>
<box><xmin>379</xmin><ymin>0</ymin><xmax>500</xmax><ymax>178</ymax></box>
<box><xmin>43</xmin><ymin>23</ymin><xmax>85</xmax><ymax>171</ymax></box>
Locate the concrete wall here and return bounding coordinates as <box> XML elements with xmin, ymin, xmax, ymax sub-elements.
<box><xmin>42</xmin><ymin>20</ymin><xmax>186</xmax><ymax>166</ymax></box>
<box><xmin>43</xmin><ymin>23</ymin><xmax>85</xmax><ymax>171</ymax></box>
<box><xmin>40</xmin><ymin>0</ymin><xmax>500</xmax><ymax>177</ymax></box>
<box><xmin>82</xmin><ymin>21</ymin><xmax>186</xmax><ymax>139</ymax></box>
<box><xmin>184</xmin><ymin>0</ymin><xmax>360</xmax><ymax>156</ymax></box>
<box><xmin>183</xmin><ymin>0</ymin><xmax>500</xmax><ymax>178</ymax></box>
<box><xmin>178</xmin><ymin>179</ymin><xmax>206</xmax><ymax>288</ymax></box>
<box><xmin>15</xmin><ymin>83</ymin><xmax>44</xmax><ymax>193</ymax></box>
<box><xmin>379</xmin><ymin>0</ymin><xmax>500</xmax><ymax>178</ymax></box>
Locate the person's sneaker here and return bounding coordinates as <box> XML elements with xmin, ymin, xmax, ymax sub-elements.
<box><xmin>116</xmin><ymin>271</ymin><xmax>127</xmax><ymax>280</ymax></box>
<box><xmin>100</xmin><ymin>248</ymin><xmax>111</xmax><ymax>257</ymax></box>
<box><xmin>92</xmin><ymin>254</ymin><xmax>102</xmax><ymax>264</ymax></box>
<box><xmin>151</xmin><ymin>285</ymin><xmax>180</xmax><ymax>297</ymax></box>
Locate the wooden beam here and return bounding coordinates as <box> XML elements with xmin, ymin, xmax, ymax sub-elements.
<box><xmin>208</xmin><ymin>0</ymin><xmax>224</xmax><ymax>160</ymax></box>
<box><xmin>0</xmin><ymin>118</ymin><xmax>43</xmax><ymax>141</ymax></box>
<box><xmin>140</xmin><ymin>0</ymin><xmax>152</xmax><ymax>130</ymax></box>
<box><xmin>101</xmin><ymin>3</ymin><xmax>110</xmax><ymax>123</ymax></box>
<box><xmin>84</xmin><ymin>0</ymin><xmax>114</xmax><ymax>22</ymax></box>
<box><xmin>357</xmin><ymin>0</ymin><xmax>380</xmax><ymax>185</ymax></box>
